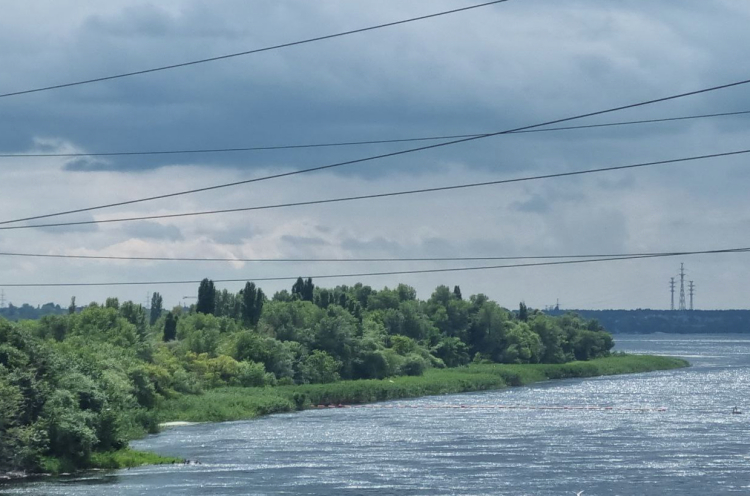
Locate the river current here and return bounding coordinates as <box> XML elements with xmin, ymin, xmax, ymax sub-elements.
<box><xmin>3</xmin><ymin>334</ymin><xmax>749</xmax><ymax>495</ymax></box>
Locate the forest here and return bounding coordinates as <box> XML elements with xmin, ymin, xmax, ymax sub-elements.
<box><xmin>0</xmin><ymin>278</ymin><xmax>614</xmax><ymax>475</ymax></box>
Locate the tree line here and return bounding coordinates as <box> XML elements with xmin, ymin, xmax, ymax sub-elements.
<box><xmin>545</xmin><ymin>309</ymin><xmax>750</xmax><ymax>334</ymax></box>
<box><xmin>0</xmin><ymin>278</ymin><xmax>613</xmax><ymax>474</ymax></box>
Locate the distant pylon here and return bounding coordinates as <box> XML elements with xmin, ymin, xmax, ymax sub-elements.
<box><xmin>669</xmin><ymin>277</ymin><xmax>675</xmax><ymax>311</ymax></box>
<box><xmin>689</xmin><ymin>281</ymin><xmax>695</xmax><ymax>311</ymax></box>
<box><xmin>0</xmin><ymin>289</ymin><xmax>5</xmax><ymax>308</ymax></box>
<box><xmin>678</xmin><ymin>263</ymin><xmax>687</xmax><ymax>311</ymax></box>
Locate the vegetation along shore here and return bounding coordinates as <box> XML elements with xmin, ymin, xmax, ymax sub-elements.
<box><xmin>0</xmin><ymin>278</ymin><xmax>688</xmax><ymax>477</ymax></box>
<box><xmin>157</xmin><ymin>355</ymin><xmax>688</xmax><ymax>423</ymax></box>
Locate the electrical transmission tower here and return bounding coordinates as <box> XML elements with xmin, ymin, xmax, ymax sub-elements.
<box><xmin>669</xmin><ymin>277</ymin><xmax>675</xmax><ymax>311</ymax></box>
<box><xmin>0</xmin><ymin>289</ymin><xmax>5</xmax><ymax>308</ymax></box>
<box><xmin>678</xmin><ymin>263</ymin><xmax>687</xmax><ymax>311</ymax></box>
<box><xmin>689</xmin><ymin>281</ymin><xmax>695</xmax><ymax>311</ymax></box>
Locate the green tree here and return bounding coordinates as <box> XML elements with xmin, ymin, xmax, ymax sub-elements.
<box><xmin>303</xmin><ymin>278</ymin><xmax>315</xmax><ymax>302</ymax></box>
<box><xmin>197</xmin><ymin>279</ymin><xmax>216</xmax><ymax>315</ymax></box>
<box><xmin>242</xmin><ymin>282</ymin><xmax>264</xmax><ymax>326</ymax></box>
<box><xmin>519</xmin><ymin>302</ymin><xmax>529</xmax><ymax>322</ymax></box>
<box><xmin>119</xmin><ymin>301</ymin><xmax>148</xmax><ymax>342</ymax></box>
<box><xmin>68</xmin><ymin>296</ymin><xmax>76</xmax><ymax>315</ymax></box>
<box><xmin>150</xmin><ymin>293</ymin><xmax>163</xmax><ymax>325</ymax></box>
<box><xmin>433</xmin><ymin>337</ymin><xmax>470</xmax><ymax>367</ymax></box>
<box><xmin>292</xmin><ymin>277</ymin><xmax>305</xmax><ymax>300</ymax></box>
<box><xmin>255</xmin><ymin>289</ymin><xmax>266</xmax><ymax>325</ymax></box>
<box><xmin>163</xmin><ymin>312</ymin><xmax>177</xmax><ymax>342</ymax></box>
<box><xmin>300</xmin><ymin>350</ymin><xmax>342</xmax><ymax>384</ymax></box>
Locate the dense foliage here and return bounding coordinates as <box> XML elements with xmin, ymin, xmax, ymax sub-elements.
<box><xmin>158</xmin><ymin>355</ymin><xmax>688</xmax><ymax>423</ymax></box>
<box><xmin>0</xmin><ymin>280</ymin><xmax>614</xmax><ymax>474</ymax></box>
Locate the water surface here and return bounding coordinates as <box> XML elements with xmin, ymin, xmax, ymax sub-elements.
<box><xmin>3</xmin><ymin>334</ymin><xmax>750</xmax><ymax>495</ymax></box>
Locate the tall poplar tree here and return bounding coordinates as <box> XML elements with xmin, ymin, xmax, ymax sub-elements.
<box><xmin>242</xmin><ymin>282</ymin><xmax>257</xmax><ymax>325</ymax></box>
<box><xmin>150</xmin><ymin>292</ymin><xmax>163</xmax><ymax>325</ymax></box>
<box><xmin>163</xmin><ymin>312</ymin><xmax>177</xmax><ymax>341</ymax></box>
<box><xmin>197</xmin><ymin>279</ymin><xmax>216</xmax><ymax>315</ymax></box>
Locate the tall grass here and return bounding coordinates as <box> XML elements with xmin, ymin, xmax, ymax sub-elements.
<box><xmin>38</xmin><ymin>449</ymin><xmax>182</xmax><ymax>474</ymax></box>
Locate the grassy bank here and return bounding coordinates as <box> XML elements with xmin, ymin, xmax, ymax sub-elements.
<box><xmin>36</xmin><ymin>450</ymin><xmax>182</xmax><ymax>475</ymax></box>
<box><xmin>156</xmin><ymin>354</ymin><xmax>688</xmax><ymax>423</ymax></box>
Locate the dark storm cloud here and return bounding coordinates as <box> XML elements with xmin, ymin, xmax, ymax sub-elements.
<box><xmin>3</xmin><ymin>0</ymin><xmax>748</xmax><ymax>178</ymax></box>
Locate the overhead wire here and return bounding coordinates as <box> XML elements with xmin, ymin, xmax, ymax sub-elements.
<box><xmin>1</xmin><ymin>110</ymin><xmax>748</xmax><ymax>159</ymax></box>
<box><xmin>1</xmin><ymin>247</ymin><xmax>748</xmax><ymax>287</ymax></box>
<box><xmin>1</xmin><ymin>148</ymin><xmax>747</xmax><ymax>231</ymax></box>
<box><xmin>0</xmin><ymin>247</ymin><xmax>743</xmax><ymax>263</ymax></box>
<box><xmin>2</xmin><ymin>77</ymin><xmax>750</xmax><ymax>226</ymax></box>
<box><xmin>0</xmin><ymin>1</ymin><xmax>509</xmax><ymax>99</ymax></box>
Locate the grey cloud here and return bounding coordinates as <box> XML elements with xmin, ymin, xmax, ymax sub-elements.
<box><xmin>36</xmin><ymin>213</ymin><xmax>100</xmax><ymax>234</ymax></box>
<box><xmin>596</xmin><ymin>174</ymin><xmax>636</xmax><ymax>190</ymax></box>
<box><xmin>84</xmin><ymin>4</ymin><xmax>174</xmax><ymax>38</ymax></box>
<box><xmin>341</xmin><ymin>236</ymin><xmax>404</xmax><ymax>255</ymax></box>
<box><xmin>281</xmin><ymin>235</ymin><xmax>329</xmax><ymax>247</ymax></box>
<box><xmin>206</xmin><ymin>230</ymin><xmax>253</xmax><ymax>246</ymax></box>
<box><xmin>3</xmin><ymin>1</ymin><xmax>750</xmax><ymax>309</ymax></box>
<box><xmin>3</xmin><ymin>0</ymin><xmax>749</xmax><ymax>179</ymax></box>
<box><xmin>63</xmin><ymin>156</ymin><xmax>114</xmax><ymax>171</ymax></box>
<box><xmin>511</xmin><ymin>186</ymin><xmax>585</xmax><ymax>214</ymax></box>
<box><xmin>120</xmin><ymin>221</ymin><xmax>183</xmax><ymax>241</ymax></box>
<box><xmin>511</xmin><ymin>194</ymin><xmax>552</xmax><ymax>214</ymax></box>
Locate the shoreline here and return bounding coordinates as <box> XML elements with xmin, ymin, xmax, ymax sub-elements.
<box><xmin>2</xmin><ymin>354</ymin><xmax>688</xmax><ymax>482</ymax></box>
<box><xmin>155</xmin><ymin>354</ymin><xmax>689</xmax><ymax>424</ymax></box>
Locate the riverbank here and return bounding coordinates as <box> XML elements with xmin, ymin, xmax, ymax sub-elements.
<box><xmin>0</xmin><ymin>450</ymin><xmax>184</xmax><ymax>481</ymax></box>
<box><xmin>2</xmin><ymin>354</ymin><xmax>686</xmax><ymax>480</ymax></box>
<box><xmin>156</xmin><ymin>354</ymin><xmax>688</xmax><ymax>423</ymax></box>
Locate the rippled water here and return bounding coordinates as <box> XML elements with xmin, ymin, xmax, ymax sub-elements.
<box><xmin>4</xmin><ymin>334</ymin><xmax>750</xmax><ymax>495</ymax></box>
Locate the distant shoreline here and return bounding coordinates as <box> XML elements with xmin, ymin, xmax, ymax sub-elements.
<box><xmin>545</xmin><ymin>309</ymin><xmax>750</xmax><ymax>334</ymax></box>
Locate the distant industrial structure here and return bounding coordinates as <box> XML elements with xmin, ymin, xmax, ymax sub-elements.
<box><xmin>670</xmin><ymin>263</ymin><xmax>694</xmax><ymax>311</ymax></box>
<box><xmin>543</xmin><ymin>299</ymin><xmax>561</xmax><ymax>312</ymax></box>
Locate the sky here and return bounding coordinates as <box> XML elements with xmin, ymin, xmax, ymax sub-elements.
<box><xmin>1</xmin><ymin>0</ymin><xmax>749</xmax><ymax>310</ymax></box>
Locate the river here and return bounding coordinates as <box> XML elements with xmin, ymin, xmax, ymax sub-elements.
<box><xmin>3</xmin><ymin>334</ymin><xmax>749</xmax><ymax>495</ymax></box>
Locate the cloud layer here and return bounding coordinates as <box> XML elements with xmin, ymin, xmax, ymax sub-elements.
<box><xmin>1</xmin><ymin>1</ymin><xmax>749</xmax><ymax>309</ymax></box>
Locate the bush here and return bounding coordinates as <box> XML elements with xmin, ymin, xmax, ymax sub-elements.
<box><xmin>236</xmin><ymin>361</ymin><xmax>268</xmax><ymax>387</ymax></box>
<box><xmin>398</xmin><ymin>354</ymin><xmax>426</xmax><ymax>377</ymax></box>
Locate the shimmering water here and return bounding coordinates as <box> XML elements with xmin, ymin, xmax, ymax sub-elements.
<box><xmin>4</xmin><ymin>334</ymin><xmax>750</xmax><ymax>495</ymax></box>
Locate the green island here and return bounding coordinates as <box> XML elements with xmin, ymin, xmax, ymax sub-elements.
<box><xmin>0</xmin><ymin>279</ymin><xmax>688</xmax><ymax>478</ymax></box>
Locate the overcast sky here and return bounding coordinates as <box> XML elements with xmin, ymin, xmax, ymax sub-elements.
<box><xmin>1</xmin><ymin>0</ymin><xmax>749</xmax><ymax>310</ymax></box>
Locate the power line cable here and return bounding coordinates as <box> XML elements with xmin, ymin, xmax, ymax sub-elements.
<box><xmin>0</xmin><ymin>1</ymin><xmax>509</xmax><ymax>99</ymax></box>
<box><xmin>2</xmin><ymin>247</ymin><xmax>748</xmax><ymax>287</ymax></box>
<box><xmin>2</xmin><ymin>110</ymin><xmax>748</xmax><ymax>159</ymax></box>
<box><xmin>3</xmin><ymin>76</ymin><xmax>749</xmax><ymax>227</ymax></box>
<box><xmin>0</xmin><ymin>248</ymin><xmax>740</xmax><ymax>263</ymax></box>
<box><xmin>2</xmin><ymin>148</ymin><xmax>747</xmax><ymax>231</ymax></box>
